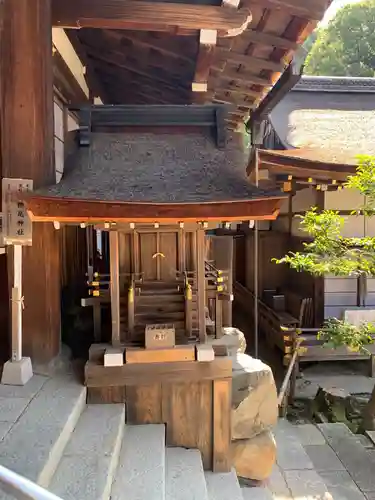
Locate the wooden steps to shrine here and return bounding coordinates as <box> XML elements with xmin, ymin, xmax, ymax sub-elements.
<box><xmin>120</xmin><ymin>278</ymin><xmax>200</xmax><ymax>340</ymax></box>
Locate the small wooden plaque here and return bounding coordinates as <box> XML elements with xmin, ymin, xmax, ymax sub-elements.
<box><xmin>145</xmin><ymin>323</ymin><xmax>175</xmax><ymax>349</ymax></box>
<box><xmin>125</xmin><ymin>345</ymin><xmax>195</xmax><ymax>364</ymax></box>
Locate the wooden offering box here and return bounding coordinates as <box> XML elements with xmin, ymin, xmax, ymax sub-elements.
<box><xmin>85</xmin><ymin>344</ymin><xmax>232</xmax><ymax>472</ymax></box>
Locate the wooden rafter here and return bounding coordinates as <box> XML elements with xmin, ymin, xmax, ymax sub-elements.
<box><xmin>52</xmin><ymin>49</ymin><xmax>89</xmax><ymax>105</ymax></box>
<box><xmin>104</xmin><ymin>31</ymin><xmax>196</xmax><ymax>66</ymax></box>
<box><xmin>212</xmin><ymin>68</ymin><xmax>272</xmax><ymax>87</ymax></box>
<box><xmin>216</xmin><ymin>48</ymin><xmax>286</xmax><ymax>72</ymax></box>
<box><xmin>209</xmin><ymin>8</ymin><xmax>273</xmax><ymax>109</ymax></box>
<box><xmin>87</xmin><ymin>52</ymin><xmax>190</xmax><ymax>93</ymax></box>
<box><xmin>87</xmin><ymin>32</ymin><xmax>196</xmax><ymax>75</ymax></box>
<box><xmin>241</xmin><ymin>29</ymin><xmax>299</xmax><ymax>51</ymax></box>
<box><xmin>213</xmin><ymin>93</ymin><xmax>255</xmax><ymax>107</ymax></box>
<box><xmin>66</xmin><ymin>30</ymin><xmax>110</xmax><ymax>103</ymax></box>
<box><xmin>192</xmin><ymin>29</ymin><xmax>217</xmax><ymax>93</ymax></box>
<box><xmin>98</xmin><ymin>75</ymin><xmax>189</xmax><ymax>104</ymax></box>
<box><xmin>206</xmin><ymin>0</ymin><xmax>241</xmax><ymax>105</ymax></box>
<box><xmin>212</xmin><ymin>84</ymin><xmax>260</xmax><ymax>99</ymax></box>
<box><xmin>97</xmin><ymin>68</ymin><xmax>190</xmax><ymax>99</ymax></box>
<box><xmin>52</xmin><ymin>1</ymin><xmax>252</xmax><ymax>38</ymax></box>
<box><xmin>84</xmin><ymin>43</ymin><xmax>193</xmax><ymax>83</ymax></box>
<box><xmin>249</xmin><ymin>0</ymin><xmax>329</xmax><ymax>20</ymax></box>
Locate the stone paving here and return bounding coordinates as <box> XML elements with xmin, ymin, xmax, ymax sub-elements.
<box><xmin>295</xmin><ymin>362</ymin><xmax>374</xmax><ymax>400</ymax></box>
<box><xmin>0</xmin><ymin>375</ymin><xmax>49</xmax><ymax>442</ymax></box>
<box><xmin>243</xmin><ymin>420</ymin><xmax>375</xmax><ymax>500</ymax></box>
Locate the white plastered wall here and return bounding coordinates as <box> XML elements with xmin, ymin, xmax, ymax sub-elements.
<box><xmin>324</xmin><ymin>189</ymin><xmax>375</xmax><ymax>319</ymax></box>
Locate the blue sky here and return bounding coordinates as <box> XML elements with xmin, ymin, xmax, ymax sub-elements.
<box><xmin>322</xmin><ymin>0</ymin><xmax>363</xmax><ymax>24</ymax></box>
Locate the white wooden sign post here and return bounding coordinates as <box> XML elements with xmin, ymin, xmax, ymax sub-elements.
<box><xmin>1</xmin><ymin>178</ymin><xmax>33</xmax><ymax>386</ymax></box>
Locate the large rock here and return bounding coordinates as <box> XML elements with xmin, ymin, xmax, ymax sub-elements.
<box><xmin>208</xmin><ymin>327</ymin><xmax>246</xmax><ymax>356</ymax></box>
<box><xmin>231</xmin><ymin>353</ymin><xmax>278</xmax><ymax>440</ymax></box>
<box><xmin>231</xmin><ymin>431</ymin><xmax>276</xmax><ymax>481</ymax></box>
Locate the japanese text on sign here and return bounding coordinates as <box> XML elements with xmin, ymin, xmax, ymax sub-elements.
<box><xmin>2</xmin><ymin>178</ymin><xmax>33</xmax><ymax>245</ymax></box>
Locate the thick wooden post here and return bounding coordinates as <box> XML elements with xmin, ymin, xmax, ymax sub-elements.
<box><xmin>196</xmin><ymin>228</ymin><xmax>206</xmax><ymax>343</ymax></box>
<box><xmin>1</xmin><ymin>0</ymin><xmax>60</xmax><ymax>363</ymax></box>
<box><xmin>110</xmin><ymin>231</ymin><xmax>120</xmax><ymax>345</ymax></box>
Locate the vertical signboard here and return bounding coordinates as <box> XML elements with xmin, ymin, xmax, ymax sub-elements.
<box><xmin>2</xmin><ymin>178</ymin><xmax>33</xmax><ymax>246</ymax></box>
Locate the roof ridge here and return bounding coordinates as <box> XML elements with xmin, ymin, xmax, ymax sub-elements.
<box><xmin>293</xmin><ymin>75</ymin><xmax>375</xmax><ymax>93</ymax></box>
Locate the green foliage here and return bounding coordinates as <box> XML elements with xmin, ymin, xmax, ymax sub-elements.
<box><xmin>273</xmin><ymin>156</ymin><xmax>375</xmax><ymax>277</ymax></box>
<box><xmin>305</xmin><ymin>0</ymin><xmax>375</xmax><ymax>77</ymax></box>
<box><xmin>347</xmin><ymin>155</ymin><xmax>375</xmax><ymax>216</ymax></box>
<box><xmin>318</xmin><ymin>318</ymin><xmax>374</xmax><ymax>353</ymax></box>
<box><xmin>302</xmin><ymin>31</ymin><xmax>318</xmax><ymax>54</ymax></box>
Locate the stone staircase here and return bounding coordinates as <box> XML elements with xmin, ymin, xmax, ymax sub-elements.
<box><xmin>4</xmin><ymin>373</ymin><xmax>375</xmax><ymax>500</ymax></box>
<box><xmin>253</xmin><ymin>418</ymin><xmax>375</xmax><ymax>500</ymax></box>
<box><xmin>0</xmin><ymin>373</ymin><xmax>245</xmax><ymax>500</ymax></box>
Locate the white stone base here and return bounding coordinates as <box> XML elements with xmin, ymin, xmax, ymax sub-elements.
<box><xmin>1</xmin><ymin>357</ymin><xmax>33</xmax><ymax>386</ymax></box>
<box><xmin>196</xmin><ymin>345</ymin><xmax>215</xmax><ymax>362</ymax></box>
<box><xmin>104</xmin><ymin>348</ymin><xmax>124</xmax><ymax>367</ymax></box>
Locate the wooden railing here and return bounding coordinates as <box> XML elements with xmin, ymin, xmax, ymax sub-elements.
<box><xmin>277</xmin><ymin>332</ymin><xmax>301</xmax><ymax>416</ymax></box>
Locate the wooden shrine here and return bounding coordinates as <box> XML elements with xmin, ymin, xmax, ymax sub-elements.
<box><xmin>23</xmin><ymin>103</ymin><xmax>284</xmax><ymax>469</ymax></box>
<box><xmin>0</xmin><ymin>0</ymin><xmax>331</xmax><ymax>472</ymax></box>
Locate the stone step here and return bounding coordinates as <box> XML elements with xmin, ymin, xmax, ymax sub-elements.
<box><xmin>205</xmin><ymin>469</ymin><xmax>243</xmax><ymax>500</ymax></box>
<box><xmin>111</xmin><ymin>424</ymin><xmax>166</xmax><ymax>500</ymax></box>
<box><xmin>0</xmin><ymin>375</ymin><xmax>86</xmax><ymax>492</ymax></box>
<box><xmin>166</xmin><ymin>448</ymin><xmax>208</xmax><ymax>500</ymax></box>
<box><xmin>318</xmin><ymin>423</ymin><xmax>375</xmax><ymax>492</ymax></box>
<box><xmin>274</xmin><ymin>419</ymin><xmax>314</xmax><ymax>471</ymax></box>
<box><xmin>49</xmin><ymin>404</ymin><xmax>125</xmax><ymax>500</ymax></box>
<box><xmin>241</xmin><ymin>487</ymin><xmax>274</xmax><ymax>500</ymax></box>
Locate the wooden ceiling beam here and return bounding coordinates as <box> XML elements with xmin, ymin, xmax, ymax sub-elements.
<box><xmin>213</xmin><ymin>92</ymin><xmax>256</xmax><ymax>107</ymax></box>
<box><xmin>192</xmin><ymin>29</ymin><xmax>217</xmax><ymax>94</ymax></box>
<box><xmin>248</xmin><ymin>0</ymin><xmax>329</xmax><ymax>21</ymax></box>
<box><xmin>66</xmin><ymin>30</ymin><xmax>110</xmax><ymax>103</ymax></box>
<box><xmin>52</xmin><ymin>49</ymin><xmax>89</xmax><ymax>105</ymax></box>
<box><xmin>241</xmin><ymin>29</ymin><xmax>299</xmax><ymax>51</ymax></box>
<box><xmin>105</xmin><ymin>31</ymin><xmax>196</xmax><ymax>66</ymax></box>
<box><xmin>87</xmin><ymin>52</ymin><xmax>190</xmax><ymax>93</ymax></box>
<box><xmin>98</xmin><ymin>74</ymin><xmax>190</xmax><ymax>103</ymax></box>
<box><xmin>214</xmin><ymin>84</ymin><xmax>260</xmax><ymax>99</ymax></box>
<box><xmin>83</xmin><ymin>41</ymin><xmax>193</xmax><ymax>82</ymax></box>
<box><xmin>228</xmin><ymin>111</ymin><xmax>249</xmax><ymax>121</ymax></box>
<box><xmin>212</xmin><ymin>68</ymin><xmax>272</xmax><ymax>87</ymax></box>
<box><xmin>216</xmin><ymin>48</ymin><xmax>286</xmax><ymax>72</ymax></box>
<box><xmin>52</xmin><ymin>1</ymin><xmax>252</xmax><ymax>38</ymax></box>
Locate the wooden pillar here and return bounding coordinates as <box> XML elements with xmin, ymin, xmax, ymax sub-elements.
<box><xmin>109</xmin><ymin>231</ymin><xmax>120</xmax><ymax>345</ymax></box>
<box><xmin>196</xmin><ymin>228</ymin><xmax>206</xmax><ymax>343</ymax></box>
<box><xmin>1</xmin><ymin>0</ymin><xmax>60</xmax><ymax>363</ymax></box>
<box><xmin>178</xmin><ymin>229</ymin><xmax>185</xmax><ymax>273</ymax></box>
<box><xmin>212</xmin><ymin>236</ymin><xmax>233</xmax><ymax>327</ymax></box>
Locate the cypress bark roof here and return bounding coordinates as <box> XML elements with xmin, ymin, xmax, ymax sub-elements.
<box><xmin>40</xmin><ymin>131</ymin><xmax>281</xmax><ymax>203</ymax></box>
